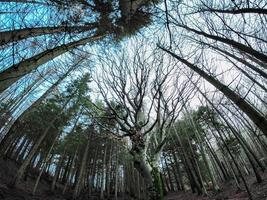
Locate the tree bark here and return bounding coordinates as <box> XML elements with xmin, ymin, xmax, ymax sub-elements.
<box><xmin>184</xmin><ymin>105</ymin><xmax>220</xmax><ymax>191</ymax></box>
<box><xmin>73</xmin><ymin>133</ymin><xmax>91</xmax><ymax>199</ymax></box>
<box><xmin>32</xmin><ymin>135</ymin><xmax>57</xmax><ymax>194</ymax></box>
<box><xmin>62</xmin><ymin>146</ymin><xmax>78</xmax><ymax>194</ymax></box>
<box><xmin>207</xmin><ymin>43</ymin><xmax>267</xmax><ymax>79</ymax></box>
<box><xmin>171</xmin><ymin>24</ymin><xmax>267</xmax><ymax>64</ymax></box>
<box><xmin>114</xmin><ymin>148</ymin><xmax>119</xmax><ymax>200</ymax></box>
<box><xmin>51</xmin><ymin>147</ymin><xmax>66</xmax><ymax>191</ymax></box>
<box><xmin>0</xmin><ymin>34</ymin><xmax>103</xmax><ymax>93</ymax></box>
<box><xmin>11</xmin><ymin>89</ymin><xmax>74</xmax><ymax>187</ymax></box>
<box><xmin>100</xmin><ymin>144</ymin><xmax>107</xmax><ymax>200</ymax></box>
<box><xmin>200</xmin><ymin>7</ymin><xmax>267</xmax><ymax>15</ymax></box>
<box><xmin>0</xmin><ymin>24</ymin><xmax>97</xmax><ymax>46</ymax></box>
<box><xmin>130</xmin><ymin>144</ymin><xmax>164</xmax><ymax>200</ymax></box>
<box><xmin>159</xmin><ymin>46</ymin><xmax>267</xmax><ymax>137</ymax></box>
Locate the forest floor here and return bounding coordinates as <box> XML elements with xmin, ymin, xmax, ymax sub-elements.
<box><xmin>0</xmin><ymin>158</ymin><xmax>266</xmax><ymax>200</ymax></box>
<box><xmin>166</xmin><ymin>173</ymin><xmax>267</xmax><ymax>200</ymax></box>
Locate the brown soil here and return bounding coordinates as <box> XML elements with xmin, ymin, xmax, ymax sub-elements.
<box><xmin>0</xmin><ymin>158</ymin><xmax>266</xmax><ymax>200</ymax></box>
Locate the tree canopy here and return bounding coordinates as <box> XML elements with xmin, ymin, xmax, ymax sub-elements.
<box><xmin>0</xmin><ymin>1</ymin><xmax>266</xmax><ymax>200</ymax></box>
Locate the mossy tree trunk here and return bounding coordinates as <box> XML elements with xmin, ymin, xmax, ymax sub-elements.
<box><xmin>130</xmin><ymin>135</ymin><xmax>164</xmax><ymax>200</ymax></box>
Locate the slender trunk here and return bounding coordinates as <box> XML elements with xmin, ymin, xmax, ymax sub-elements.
<box><xmin>0</xmin><ymin>24</ymin><xmax>97</xmax><ymax>46</ymax></box>
<box><xmin>100</xmin><ymin>144</ymin><xmax>107</xmax><ymax>200</ymax></box>
<box><xmin>159</xmin><ymin>46</ymin><xmax>267</xmax><ymax>137</ymax></box>
<box><xmin>199</xmin><ymin>93</ymin><xmax>253</xmax><ymax>199</ymax></box>
<box><xmin>35</xmin><ymin>153</ymin><xmax>44</xmax><ymax>170</ymax></box>
<box><xmin>62</xmin><ymin>146</ymin><xmax>78</xmax><ymax>194</ymax></box>
<box><xmin>17</xmin><ymin>140</ymin><xmax>30</xmax><ymax>162</ymax></box>
<box><xmin>221</xmin><ymin>104</ymin><xmax>266</xmax><ymax>172</ymax></box>
<box><xmin>51</xmin><ymin>147</ymin><xmax>66</xmax><ymax>191</ymax></box>
<box><xmin>106</xmin><ymin>144</ymin><xmax>113</xmax><ymax>199</ymax></box>
<box><xmin>183</xmin><ymin>105</ymin><xmax>220</xmax><ymax>191</ymax></box>
<box><xmin>6</xmin><ymin>137</ymin><xmax>20</xmax><ymax>158</ymax></box>
<box><xmin>0</xmin><ymin>57</ymin><xmax>83</xmax><ymax>140</ymax></box>
<box><xmin>173</xmin><ymin>126</ymin><xmax>202</xmax><ymax>194</ymax></box>
<box><xmin>161</xmin><ymin>161</ymin><xmax>170</xmax><ymax>192</ymax></box>
<box><xmin>0</xmin><ymin>34</ymin><xmax>104</xmax><ymax>93</ymax></box>
<box><xmin>215</xmin><ymin>125</ymin><xmax>253</xmax><ymax>199</ymax></box>
<box><xmin>0</xmin><ymin>0</ymin><xmax>51</xmax><ymax>5</ymax></box>
<box><xmin>200</xmin><ymin>41</ymin><xmax>267</xmax><ymax>79</ymax></box>
<box><xmin>11</xmin><ymin>90</ymin><xmax>74</xmax><ymax>187</ymax></box>
<box><xmin>13</xmin><ymin>137</ymin><xmax>27</xmax><ymax>160</ymax></box>
<box><xmin>73</xmin><ymin>133</ymin><xmax>91</xmax><ymax>199</ymax></box>
<box><xmin>171</xmin><ymin>24</ymin><xmax>267</xmax><ymax>64</ymax></box>
<box><xmin>89</xmin><ymin>146</ymin><xmax>99</xmax><ymax>195</ymax></box>
<box><xmin>61</xmin><ymin>156</ymin><xmax>71</xmax><ymax>184</ymax></box>
<box><xmin>169</xmin><ymin>153</ymin><xmax>181</xmax><ymax>191</ymax></box>
<box><xmin>0</xmin><ymin>124</ymin><xmax>19</xmax><ymax>156</ymax></box>
<box><xmin>171</xmin><ymin>150</ymin><xmax>184</xmax><ymax>190</ymax></box>
<box><xmin>32</xmin><ymin>135</ymin><xmax>57</xmax><ymax>194</ymax></box>
<box><xmin>3</xmin><ymin>71</ymin><xmax>46</xmax><ymax>121</ymax></box>
<box><xmin>205</xmin><ymin>139</ymin><xmax>229</xmax><ymax>181</ymax></box>
<box><xmin>186</xmin><ymin>131</ymin><xmax>208</xmax><ymax>195</ymax></box>
<box><xmin>216</xmin><ymin>110</ymin><xmax>263</xmax><ymax>183</ymax></box>
<box><xmin>12</xmin><ymin>119</ymin><xmax>55</xmax><ymax>186</ymax></box>
<box><xmin>163</xmin><ymin>154</ymin><xmax>174</xmax><ymax>191</ymax></box>
<box><xmin>136</xmin><ymin>170</ymin><xmax>141</xmax><ymax>199</ymax></box>
<box><xmin>200</xmin><ymin>7</ymin><xmax>267</xmax><ymax>14</ymax></box>
<box><xmin>114</xmin><ymin>146</ymin><xmax>120</xmax><ymax>200</ymax></box>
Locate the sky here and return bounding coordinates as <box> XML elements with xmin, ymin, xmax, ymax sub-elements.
<box><xmin>0</xmin><ymin>0</ymin><xmax>266</xmax><ymax>127</ymax></box>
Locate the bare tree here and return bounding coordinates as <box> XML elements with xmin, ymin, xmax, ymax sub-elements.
<box><xmin>94</xmin><ymin>41</ymin><xmax>194</xmax><ymax>199</ymax></box>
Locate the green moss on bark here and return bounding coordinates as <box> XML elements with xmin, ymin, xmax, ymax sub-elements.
<box><xmin>151</xmin><ymin>167</ymin><xmax>164</xmax><ymax>200</ymax></box>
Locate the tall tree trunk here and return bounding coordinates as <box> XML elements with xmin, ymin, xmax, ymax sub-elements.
<box><xmin>100</xmin><ymin>144</ymin><xmax>107</xmax><ymax>200</ymax></box>
<box><xmin>205</xmin><ymin>139</ymin><xmax>230</xmax><ymax>181</ymax></box>
<box><xmin>130</xmin><ymin>140</ymin><xmax>164</xmax><ymax>200</ymax></box>
<box><xmin>185</xmin><ymin>130</ymin><xmax>208</xmax><ymax>195</ymax></box>
<box><xmin>0</xmin><ymin>34</ymin><xmax>103</xmax><ymax>93</ymax></box>
<box><xmin>13</xmin><ymin>137</ymin><xmax>27</xmax><ymax>160</ymax></box>
<box><xmin>173</xmin><ymin>125</ymin><xmax>203</xmax><ymax>194</ymax></box>
<box><xmin>89</xmin><ymin>146</ymin><xmax>99</xmax><ymax>195</ymax></box>
<box><xmin>163</xmin><ymin>154</ymin><xmax>174</xmax><ymax>191</ymax></box>
<box><xmin>0</xmin><ymin>123</ymin><xmax>20</xmax><ymax>156</ymax></box>
<box><xmin>114</xmin><ymin>146</ymin><xmax>120</xmax><ymax>200</ymax></box>
<box><xmin>216</xmin><ymin>109</ymin><xmax>264</xmax><ymax>183</ymax></box>
<box><xmin>200</xmin><ymin>7</ymin><xmax>267</xmax><ymax>14</ymax></box>
<box><xmin>0</xmin><ymin>24</ymin><xmax>97</xmax><ymax>46</ymax></box>
<box><xmin>11</xmin><ymin>119</ymin><xmax>56</xmax><ymax>186</ymax></box>
<box><xmin>0</xmin><ymin>56</ymin><xmax>84</xmax><ymax>141</ymax></box>
<box><xmin>171</xmin><ymin>150</ymin><xmax>184</xmax><ymax>190</ymax></box>
<box><xmin>214</xmin><ymin>124</ymin><xmax>253</xmax><ymax>199</ymax></box>
<box><xmin>106</xmin><ymin>143</ymin><xmax>113</xmax><ymax>199</ymax></box>
<box><xmin>184</xmin><ymin>105</ymin><xmax>220</xmax><ymax>191</ymax></box>
<box><xmin>197</xmin><ymin>87</ymin><xmax>253</xmax><ymax>199</ymax></box>
<box><xmin>11</xmin><ymin>90</ymin><xmax>74</xmax><ymax>187</ymax></box>
<box><xmin>172</xmin><ymin>24</ymin><xmax>267</xmax><ymax>64</ymax></box>
<box><xmin>51</xmin><ymin>147</ymin><xmax>66</xmax><ymax>191</ymax></box>
<box><xmin>159</xmin><ymin>46</ymin><xmax>267</xmax><ymax>137</ymax></box>
<box><xmin>17</xmin><ymin>140</ymin><xmax>31</xmax><ymax>162</ymax></box>
<box><xmin>32</xmin><ymin>135</ymin><xmax>57</xmax><ymax>194</ymax></box>
<box><xmin>196</xmin><ymin>40</ymin><xmax>267</xmax><ymax>79</ymax></box>
<box><xmin>73</xmin><ymin>133</ymin><xmax>91</xmax><ymax>199</ymax></box>
<box><xmin>62</xmin><ymin>145</ymin><xmax>78</xmax><ymax>194</ymax></box>
<box><xmin>0</xmin><ymin>0</ymin><xmax>51</xmax><ymax>5</ymax></box>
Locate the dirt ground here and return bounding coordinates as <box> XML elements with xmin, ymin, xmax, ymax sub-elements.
<box><xmin>166</xmin><ymin>173</ymin><xmax>267</xmax><ymax>200</ymax></box>
<box><xmin>0</xmin><ymin>158</ymin><xmax>266</xmax><ymax>200</ymax></box>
